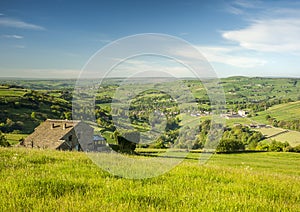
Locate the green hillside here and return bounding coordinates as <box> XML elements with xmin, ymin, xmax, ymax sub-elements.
<box><xmin>0</xmin><ymin>84</ymin><xmax>72</xmax><ymax>134</ymax></box>
<box><xmin>253</xmin><ymin>101</ymin><xmax>300</xmax><ymax>123</ymax></box>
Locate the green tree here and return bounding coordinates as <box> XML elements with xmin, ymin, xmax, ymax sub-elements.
<box><xmin>31</xmin><ymin>112</ymin><xmax>36</xmax><ymax>119</ymax></box>
<box><xmin>217</xmin><ymin>138</ymin><xmax>245</xmax><ymax>152</ymax></box>
<box><xmin>113</xmin><ymin>130</ymin><xmax>139</xmax><ymax>153</ymax></box>
<box><xmin>0</xmin><ymin>131</ymin><xmax>10</xmax><ymax>147</ymax></box>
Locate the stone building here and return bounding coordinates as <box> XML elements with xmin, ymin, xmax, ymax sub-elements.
<box><xmin>22</xmin><ymin>119</ymin><xmax>93</xmax><ymax>151</ymax></box>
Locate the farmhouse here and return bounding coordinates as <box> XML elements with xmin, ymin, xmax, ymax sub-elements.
<box><xmin>238</xmin><ymin>110</ymin><xmax>249</xmax><ymax>117</ymax></box>
<box><xmin>22</xmin><ymin>119</ymin><xmax>93</xmax><ymax>151</ymax></box>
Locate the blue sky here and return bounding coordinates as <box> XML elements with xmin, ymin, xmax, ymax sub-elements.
<box><xmin>1</xmin><ymin>0</ymin><xmax>300</xmax><ymax>78</ymax></box>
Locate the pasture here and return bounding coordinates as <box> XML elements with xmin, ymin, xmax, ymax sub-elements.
<box><xmin>253</xmin><ymin>101</ymin><xmax>300</xmax><ymax>123</ymax></box>
<box><xmin>1</xmin><ymin>148</ymin><xmax>299</xmax><ymax>211</ymax></box>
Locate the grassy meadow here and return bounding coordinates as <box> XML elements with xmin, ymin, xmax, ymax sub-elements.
<box><xmin>253</xmin><ymin>101</ymin><xmax>300</xmax><ymax>123</ymax></box>
<box><xmin>1</xmin><ymin>147</ymin><xmax>300</xmax><ymax>211</ymax></box>
<box><xmin>5</xmin><ymin>133</ymin><xmax>28</xmax><ymax>145</ymax></box>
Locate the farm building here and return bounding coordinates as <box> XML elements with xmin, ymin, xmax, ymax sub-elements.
<box><xmin>238</xmin><ymin>110</ymin><xmax>249</xmax><ymax>117</ymax></box>
<box><xmin>22</xmin><ymin>119</ymin><xmax>93</xmax><ymax>151</ymax></box>
<box><xmin>87</xmin><ymin>135</ymin><xmax>108</xmax><ymax>152</ymax></box>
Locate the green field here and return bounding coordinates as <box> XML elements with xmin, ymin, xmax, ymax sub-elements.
<box><xmin>253</xmin><ymin>101</ymin><xmax>300</xmax><ymax>123</ymax></box>
<box><xmin>5</xmin><ymin>133</ymin><xmax>28</xmax><ymax>145</ymax></box>
<box><xmin>0</xmin><ymin>89</ymin><xmax>26</xmax><ymax>97</ymax></box>
<box><xmin>271</xmin><ymin>130</ymin><xmax>300</xmax><ymax>147</ymax></box>
<box><xmin>1</xmin><ymin>148</ymin><xmax>300</xmax><ymax>211</ymax></box>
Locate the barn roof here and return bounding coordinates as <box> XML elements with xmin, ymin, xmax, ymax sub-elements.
<box><xmin>24</xmin><ymin>119</ymin><xmax>82</xmax><ymax>149</ymax></box>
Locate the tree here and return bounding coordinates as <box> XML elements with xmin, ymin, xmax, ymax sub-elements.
<box><xmin>0</xmin><ymin>131</ymin><xmax>10</xmax><ymax>147</ymax></box>
<box><xmin>217</xmin><ymin>138</ymin><xmax>245</xmax><ymax>153</ymax></box>
<box><xmin>31</xmin><ymin>112</ymin><xmax>36</xmax><ymax>120</ymax></box>
<box><xmin>113</xmin><ymin>130</ymin><xmax>139</xmax><ymax>153</ymax></box>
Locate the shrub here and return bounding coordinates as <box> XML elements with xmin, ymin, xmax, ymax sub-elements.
<box><xmin>113</xmin><ymin>130</ymin><xmax>139</xmax><ymax>153</ymax></box>
<box><xmin>216</xmin><ymin>139</ymin><xmax>245</xmax><ymax>153</ymax></box>
<box><xmin>0</xmin><ymin>131</ymin><xmax>10</xmax><ymax>147</ymax></box>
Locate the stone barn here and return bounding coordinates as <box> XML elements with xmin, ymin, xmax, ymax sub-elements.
<box><xmin>22</xmin><ymin>119</ymin><xmax>93</xmax><ymax>151</ymax></box>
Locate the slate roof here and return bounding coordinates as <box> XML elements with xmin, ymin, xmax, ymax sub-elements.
<box><xmin>24</xmin><ymin>119</ymin><xmax>81</xmax><ymax>149</ymax></box>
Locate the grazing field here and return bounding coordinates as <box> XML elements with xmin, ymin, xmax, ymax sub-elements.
<box><xmin>5</xmin><ymin>133</ymin><xmax>28</xmax><ymax>145</ymax></box>
<box><xmin>253</xmin><ymin>101</ymin><xmax>300</xmax><ymax>123</ymax></box>
<box><xmin>272</xmin><ymin>130</ymin><xmax>300</xmax><ymax>147</ymax></box>
<box><xmin>248</xmin><ymin>126</ymin><xmax>300</xmax><ymax>147</ymax></box>
<box><xmin>224</xmin><ymin>117</ymin><xmax>254</xmax><ymax>126</ymax></box>
<box><xmin>0</xmin><ymin>89</ymin><xmax>26</xmax><ymax>97</ymax></box>
<box><xmin>1</xmin><ymin>148</ymin><xmax>300</xmax><ymax>211</ymax></box>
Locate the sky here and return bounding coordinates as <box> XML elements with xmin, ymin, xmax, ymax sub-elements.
<box><xmin>1</xmin><ymin>0</ymin><xmax>300</xmax><ymax>78</ymax></box>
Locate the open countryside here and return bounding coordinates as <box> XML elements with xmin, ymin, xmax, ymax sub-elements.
<box><xmin>1</xmin><ymin>77</ymin><xmax>300</xmax><ymax>211</ymax></box>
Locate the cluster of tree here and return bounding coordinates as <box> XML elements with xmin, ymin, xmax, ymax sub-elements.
<box><xmin>226</xmin><ymin>98</ymin><xmax>294</xmax><ymax>114</ymax></box>
<box><xmin>266</xmin><ymin>115</ymin><xmax>300</xmax><ymax>132</ymax></box>
<box><xmin>173</xmin><ymin>120</ymin><xmax>264</xmax><ymax>152</ymax></box>
<box><xmin>0</xmin><ymin>118</ymin><xmax>24</xmax><ymax>133</ymax></box>
<box><xmin>216</xmin><ymin>125</ymin><xmax>263</xmax><ymax>152</ymax></box>
<box><xmin>256</xmin><ymin>140</ymin><xmax>292</xmax><ymax>152</ymax></box>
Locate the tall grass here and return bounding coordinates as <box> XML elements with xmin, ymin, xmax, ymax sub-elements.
<box><xmin>1</xmin><ymin>148</ymin><xmax>299</xmax><ymax>211</ymax></box>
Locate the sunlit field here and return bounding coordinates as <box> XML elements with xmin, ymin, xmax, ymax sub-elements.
<box><xmin>1</xmin><ymin>148</ymin><xmax>299</xmax><ymax>211</ymax></box>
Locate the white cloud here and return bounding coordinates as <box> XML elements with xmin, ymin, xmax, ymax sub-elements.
<box><xmin>226</xmin><ymin>0</ymin><xmax>262</xmax><ymax>15</ymax></box>
<box><xmin>233</xmin><ymin>0</ymin><xmax>260</xmax><ymax>9</ymax></box>
<box><xmin>226</xmin><ymin>5</ymin><xmax>244</xmax><ymax>15</ymax></box>
<box><xmin>169</xmin><ymin>44</ymin><xmax>266</xmax><ymax>68</ymax></box>
<box><xmin>0</xmin><ymin>17</ymin><xmax>44</xmax><ymax>30</ymax></box>
<box><xmin>197</xmin><ymin>46</ymin><xmax>266</xmax><ymax>68</ymax></box>
<box><xmin>2</xmin><ymin>34</ymin><xmax>23</xmax><ymax>39</ymax></box>
<box><xmin>222</xmin><ymin>18</ymin><xmax>300</xmax><ymax>53</ymax></box>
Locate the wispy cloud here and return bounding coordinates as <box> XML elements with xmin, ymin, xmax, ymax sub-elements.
<box><xmin>0</xmin><ymin>17</ymin><xmax>45</xmax><ymax>30</ymax></box>
<box><xmin>222</xmin><ymin>17</ymin><xmax>300</xmax><ymax>53</ymax></box>
<box><xmin>226</xmin><ymin>0</ymin><xmax>262</xmax><ymax>15</ymax></box>
<box><xmin>197</xmin><ymin>46</ymin><xmax>266</xmax><ymax>68</ymax></box>
<box><xmin>222</xmin><ymin>2</ymin><xmax>300</xmax><ymax>54</ymax></box>
<box><xmin>2</xmin><ymin>34</ymin><xmax>23</xmax><ymax>39</ymax></box>
<box><xmin>0</xmin><ymin>13</ymin><xmax>4</xmax><ymax>16</ymax></box>
<box><xmin>226</xmin><ymin>5</ymin><xmax>244</xmax><ymax>15</ymax></box>
<box><xmin>233</xmin><ymin>0</ymin><xmax>260</xmax><ymax>9</ymax></box>
<box><xmin>169</xmin><ymin>44</ymin><xmax>266</xmax><ymax>69</ymax></box>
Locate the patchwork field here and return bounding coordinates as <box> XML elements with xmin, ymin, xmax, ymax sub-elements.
<box><xmin>1</xmin><ymin>148</ymin><xmax>299</xmax><ymax>211</ymax></box>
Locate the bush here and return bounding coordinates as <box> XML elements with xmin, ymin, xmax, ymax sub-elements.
<box><xmin>288</xmin><ymin>145</ymin><xmax>300</xmax><ymax>153</ymax></box>
<box><xmin>256</xmin><ymin>140</ymin><xmax>291</xmax><ymax>152</ymax></box>
<box><xmin>0</xmin><ymin>131</ymin><xmax>10</xmax><ymax>147</ymax></box>
<box><xmin>216</xmin><ymin>139</ymin><xmax>245</xmax><ymax>153</ymax></box>
<box><xmin>113</xmin><ymin>130</ymin><xmax>139</xmax><ymax>153</ymax></box>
